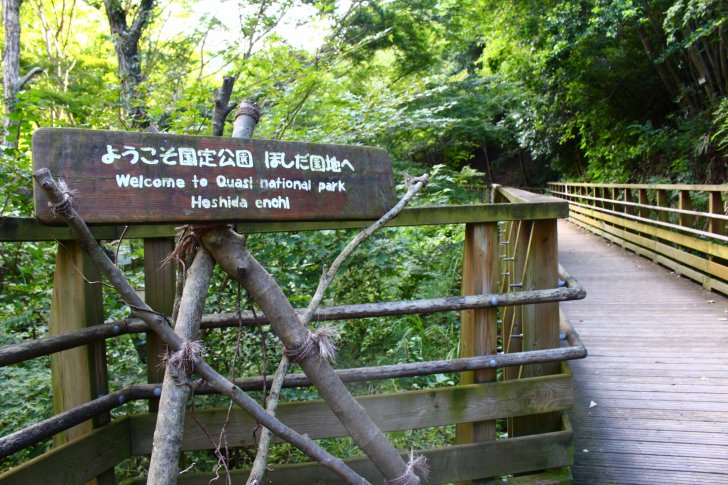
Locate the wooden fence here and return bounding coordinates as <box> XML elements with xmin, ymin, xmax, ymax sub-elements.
<box><xmin>0</xmin><ymin>186</ymin><xmax>586</xmax><ymax>484</ymax></box>
<box><xmin>548</xmin><ymin>182</ymin><xmax>727</xmax><ymax>296</ymax></box>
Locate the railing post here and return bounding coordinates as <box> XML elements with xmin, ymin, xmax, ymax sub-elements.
<box><xmin>678</xmin><ymin>190</ymin><xmax>694</xmax><ymax>228</ymax></box>
<box><xmin>638</xmin><ymin>189</ymin><xmax>649</xmax><ymax>218</ymax></box>
<box><xmin>623</xmin><ymin>188</ymin><xmax>634</xmax><ymax>215</ymax></box>
<box><xmin>611</xmin><ymin>187</ymin><xmax>618</xmax><ymax>212</ymax></box>
<box><xmin>511</xmin><ymin>218</ymin><xmax>561</xmax><ymax>437</ymax></box>
<box><xmin>49</xmin><ymin>241</ymin><xmax>112</xmax><ymax>484</ymax></box>
<box><xmin>655</xmin><ymin>189</ymin><xmax>669</xmax><ymax>222</ymax></box>
<box><xmin>144</xmin><ymin>238</ymin><xmax>177</xmax><ymax>411</ymax></box>
<box><xmin>456</xmin><ymin>222</ymin><xmax>498</xmax><ymax>473</ymax></box>
<box><xmin>595</xmin><ymin>186</ymin><xmax>603</xmax><ymax>209</ymax></box>
<box><xmin>708</xmin><ymin>191</ymin><xmax>725</xmax><ymax>236</ymax></box>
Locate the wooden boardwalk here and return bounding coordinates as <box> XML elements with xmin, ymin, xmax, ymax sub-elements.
<box><xmin>558</xmin><ymin>221</ymin><xmax>728</xmax><ymax>484</ymax></box>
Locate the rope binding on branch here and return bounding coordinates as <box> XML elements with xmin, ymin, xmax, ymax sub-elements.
<box><xmin>284</xmin><ymin>326</ymin><xmax>339</xmax><ymax>363</ymax></box>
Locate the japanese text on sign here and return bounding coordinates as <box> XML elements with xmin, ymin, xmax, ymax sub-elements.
<box><xmin>100</xmin><ymin>144</ymin><xmax>356</xmax><ymax>173</ymax></box>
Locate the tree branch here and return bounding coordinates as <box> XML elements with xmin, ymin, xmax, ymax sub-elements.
<box><xmin>211</xmin><ymin>75</ymin><xmax>237</xmax><ymax>136</ymax></box>
<box><xmin>33</xmin><ymin>168</ymin><xmax>369</xmax><ymax>485</ymax></box>
<box><xmin>0</xmin><ymin>284</ymin><xmax>584</xmax><ymax>367</ymax></box>
<box><xmin>128</xmin><ymin>0</ymin><xmax>155</xmax><ymax>44</ymax></box>
<box><xmin>17</xmin><ymin>66</ymin><xmax>45</xmax><ymax>90</ymax></box>
<box><xmin>246</xmin><ymin>174</ymin><xmax>428</xmax><ymax>484</ymax></box>
<box><xmin>148</xmin><ymin>247</ymin><xmax>214</xmax><ymax>484</ymax></box>
<box><xmin>201</xmin><ymin>228</ymin><xmax>418</xmax><ymax>484</ymax></box>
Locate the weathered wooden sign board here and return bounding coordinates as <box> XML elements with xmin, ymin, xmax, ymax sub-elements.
<box><xmin>32</xmin><ymin>128</ymin><xmax>397</xmax><ymax>224</ymax></box>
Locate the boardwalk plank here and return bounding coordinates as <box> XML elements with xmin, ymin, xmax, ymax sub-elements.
<box><xmin>558</xmin><ymin>221</ymin><xmax>728</xmax><ymax>484</ymax></box>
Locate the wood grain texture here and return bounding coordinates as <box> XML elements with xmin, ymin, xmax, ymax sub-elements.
<box><xmin>569</xmin><ymin>210</ymin><xmax>728</xmax><ymax>282</ymax></box>
<box><xmin>708</xmin><ymin>191</ymin><xmax>725</xmax><ymax>236</ymax></box>
<box><xmin>143</xmin><ymin>238</ymin><xmax>175</xmax><ymax>411</ymax></box>
<box><xmin>512</xmin><ymin>219</ymin><xmax>562</xmax><ymax>437</ymax></box>
<box><xmin>0</xmin><ymin>419</ymin><xmax>131</xmax><ymax>485</ymax></box>
<box><xmin>569</xmin><ymin>212</ymin><xmax>728</xmax><ymax>295</ymax></box>
<box><xmin>126</xmin><ymin>425</ymin><xmax>572</xmax><ymax>485</ymax></box>
<box><xmin>49</xmin><ymin>242</ymin><xmax>102</xmax><ymax>446</ymax></box>
<box><xmin>128</xmin><ymin>375</ymin><xmax>573</xmax><ymax>454</ymax></box>
<box><xmin>558</xmin><ymin>221</ymin><xmax>728</xmax><ymax>485</ymax></box>
<box><xmin>32</xmin><ymin>128</ymin><xmax>396</xmax><ymax>223</ymax></box>
<box><xmin>457</xmin><ymin>223</ymin><xmax>499</xmax><ymax>448</ymax></box>
<box><xmin>1</xmin><ymin>201</ymin><xmax>568</xmax><ymax>242</ymax></box>
<box><xmin>567</xmin><ymin>200</ymin><xmax>726</xmax><ymax>256</ymax></box>
<box><xmin>549</xmin><ymin>181</ymin><xmax>728</xmax><ymax>192</ymax></box>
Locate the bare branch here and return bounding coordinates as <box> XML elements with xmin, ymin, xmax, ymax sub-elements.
<box><xmin>17</xmin><ymin>66</ymin><xmax>45</xmax><ymax>90</ymax></box>
<box><xmin>247</xmin><ymin>175</ymin><xmax>428</xmax><ymax>484</ymax></box>
<box><xmin>211</xmin><ymin>76</ymin><xmax>238</xmax><ymax>136</ymax></box>
<box><xmin>148</xmin><ymin>247</ymin><xmax>214</xmax><ymax>484</ymax></box>
<box><xmin>203</xmin><ymin>227</ymin><xmax>415</xmax><ymax>483</ymax></box>
<box><xmin>303</xmin><ymin>175</ymin><xmax>428</xmax><ymax>326</ymax></box>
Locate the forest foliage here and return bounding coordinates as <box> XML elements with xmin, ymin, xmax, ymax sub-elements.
<box><xmin>0</xmin><ymin>0</ymin><xmax>726</xmax><ymax>476</ymax></box>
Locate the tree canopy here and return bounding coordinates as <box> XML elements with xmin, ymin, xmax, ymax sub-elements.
<box><xmin>0</xmin><ymin>0</ymin><xmax>724</xmax><ymax>215</ymax></box>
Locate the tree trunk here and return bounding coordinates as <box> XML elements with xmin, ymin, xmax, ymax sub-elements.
<box><xmin>518</xmin><ymin>150</ymin><xmax>530</xmax><ymax>188</ymax></box>
<box><xmin>482</xmin><ymin>143</ymin><xmax>494</xmax><ymax>185</ymax></box>
<box><xmin>1</xmin><ymin>0</ymin><xmax>41</xmax><ymax>147</ymax></box>
<box><xmin>3</xmin><ymin>0</ymin><xmax>21</xmax><ymax>147</ymax></box>
<box><xmin>636</xmin><ymin>25</ymin><xmax>682</xmax><ymax>103</ymax></box>
<box><xmin>103</xmin><ymin>0</ymin><xmax>154</xmax><ymax>128</ymax></box>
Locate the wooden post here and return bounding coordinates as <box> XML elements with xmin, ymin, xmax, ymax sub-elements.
<box><xmin>611</xmin><ymin>187</ymin><xmax>618</xmax><ymax>211</ymax></box>
<box><xmin>511</xmin><ymin>219</ymin><xmax>561</xmax><ymax>437</ymax></box>
<box><xmin>623</xmin><ymin>188</ymin><xmax>634</xmax><ymax>215</ymax></box>
<box><xmin>708</xmin><ymin>191</ymin><xmax>725</xmax><ymax>236</ymax></box>
<box><xmin>457</xmin><ymin>223</ymin><xmax>499</xmax><ymax>482</ymax></box>
<box><xmin>143</xmin><ymin>238</ymin><xmax>176</xmax><ymax>412</ymax></box>
<box><xmin>50</xmin><ymin>241</ymin><xmax>112</xmax><ymax>484</ymax></box>
<box><xmin>678</xmin><ymin>190</ymin><xmax>694</xmax><ymax>228</ymax></box>
<box><xmin>655</xmin><ymin>189</ymin><xmax>669</xmax><ymax>222</ymax></box>
<box><xmin>638</xmin><ymin>189</ymin><xmax>649</xmax><ymax>219</ymax></box>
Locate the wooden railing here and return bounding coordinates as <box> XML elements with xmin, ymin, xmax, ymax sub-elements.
<box><xmin>548</xmin><ymin>182</ymin><xmax>727</xmax><ymax>296</ymax></box>
<box><xmin>0</xmin><ymin>187</ymin><xmax>586</xmax><ymax>484</ymax></box>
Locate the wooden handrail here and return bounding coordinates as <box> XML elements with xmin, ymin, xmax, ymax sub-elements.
<box><xmin>549</xmin><ymin>189</ymin><xmax>728</xmax><ymax>222</ymax></box>
<box><xmin>559</xmin><ymin>198</ymin><xmax>728</xmax><ymax>243</ymax></box>
<box><xmin>0</xmin><ymin>281</ymin><xmax>586</xmax><ymax>366</ymax></box>
<box><xmin>0</xmin><ymin>319</ymin><xmax>587</xmax><ymax>460</ymax></box>
<box><xmin>548</xmin><ymin>182</ymin><xmax>727</xmax><ymax>295</ymax></box>
<box><xmin>0</xmin><ymin>201</ymin><xmax>568</xmax><ymax>242</ymax></box>
<box><xmin>549</xmin><ymin>182</ymin><xmax>728</xmax><ymax>192</ymax></box>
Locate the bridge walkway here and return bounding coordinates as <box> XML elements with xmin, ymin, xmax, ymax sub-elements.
<box><xmin>558</xmin><ymin>220</ymin><xmax>728</xmax><ymax>484</ymax></box>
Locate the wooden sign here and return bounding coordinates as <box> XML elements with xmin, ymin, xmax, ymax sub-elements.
<box><xmin>32</xmin><ymin>128</ymin><xmax>397</xmax><ymax>224</ymax></box>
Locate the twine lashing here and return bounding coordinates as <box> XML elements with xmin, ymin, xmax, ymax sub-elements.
<box><xmin>284</xmin><ymin>326</ymin><xmax>339</xmax><ymax>363</ymax></box>
<box><xmin>384</xmin><ymin>451</ymin><xmax>429</xmax><ymax>485</ymax></box>
<box><xmin>165</xmin><ymin>340</ymin><xmax>206</xmax><ymax>375</ymax></box>
<box><xmin>163</xmin><ymin>224</ymin><xmax>234</xmax><ymax>268</ymax></box>
<box><xmin>48</xmin><ymin>179</ymin><xmax>77</xmax><ymax>218</ymax></box>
